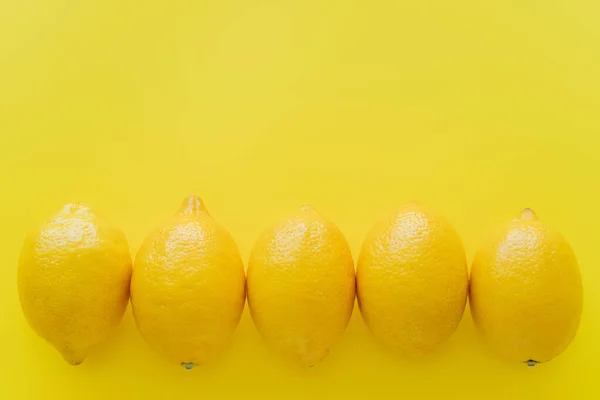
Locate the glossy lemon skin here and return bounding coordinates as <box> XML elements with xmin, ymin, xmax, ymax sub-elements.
<box><xmin>130</xmin><ymin>195</ymin><xmax>246</xmax><ymax>367</ymax></box>
<box><xmin>357</xmin><ymin>203</ymin><xmax>468</xmax><ymax>356</ymax></box>
<box><xmin>18</xmin><ymin>203</ymin><xmax>132</xmax><ymax>365</ymax></box>
<box><xmin>247</xmin><ymin>206</ymin><xmax>355</xmax><ymax>367</ymax></box>
<box><xmin>470</xmin><ymin>209</ymin><xmax>583</xmax><ymax>364</ymax></box>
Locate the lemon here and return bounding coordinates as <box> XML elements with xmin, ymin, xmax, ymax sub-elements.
<box><xmin>130</xmin><ymin>195</ymin><xmax>245</xmax><ymax>368</ymax></box>
<box><xmin>356</xmin><ymin>203</ymin><xmax>468</xmax><ymax>356</ymax></box>
<box><xmin>18</xmin><ymin>203</ymin><xmax>132</xmax><ymax>365</ymax></box>
<box><xmin>470</xmin><ymin>208</ymin><xmax>583</xmax><ymax>365</ymax></box>
<box><xmin>247</xmin><ymin>206</ymin><xmax>355</xmax><ymax>367</ymax></box>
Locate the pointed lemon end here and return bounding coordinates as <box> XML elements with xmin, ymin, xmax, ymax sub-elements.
<box><xmin>59</xmin><ymin>348</ymin><xmax>87</xmax><ymax>366</ymax></box>
<box><xmin>525</xmin><ymin>359</ymin><xmax>539</xmax><ymax>368</ymax></box>
<box><xmin>300</xmin><ymin>205</ymin><xmax>315</xmax><ymax>212</ymax></box>
<box><xmin>181</xmin><ymin>361</ymin><xmax>197</xmax><ymax>370</ymax></box>
<box><xmin>59</xmin><ymin>202</ymin><xmax>91</xmax><ymax>216</ymax></box>
<box><xmin>179</xmin><ymin>195</ymin><xmax>209</xmax><ymax>215</ymax></box>
<box><xmin>519</xmin><ymin>208</ymin><xmax>537</xmax><ymax>221</ymax></box>
<box><xmin>403</xmin><ymin>201</ymin><xmax>423</xmax><ymax>210</ymax></box>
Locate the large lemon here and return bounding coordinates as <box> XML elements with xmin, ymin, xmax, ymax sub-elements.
<box><xmin>18</xmin><ymin>203</ymin><xmax>132</xmax><ymax>365</ymax></box>
<box><xmin>130</xmin><ymin>195</ymin><xmax>245</xmax><ymax>369</ymax></box>
<box><xmin>247</xmin><ymin>206</ymin><xmax>355</xmax><ymax>367</ymax></box>
<box><xmin>357</xmin><ymin>203</ymin><xmax>468</xmax><ymax>356</ymax></box>
<box><xmin>470</xmin><ymin>208</ymin><xmax>583</xmax><ymax>365</ymax></box>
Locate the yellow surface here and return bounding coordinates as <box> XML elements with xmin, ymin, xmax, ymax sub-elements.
<box><xmin>0</xmin><ymin>0</ymin><xmax>599</xmax><ymax>399</ymax></box>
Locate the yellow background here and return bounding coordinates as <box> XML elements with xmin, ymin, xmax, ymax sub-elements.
<box><xmin>1</xmin><ymin>1</ymin><xmax>599</xmax><ymax>398</ymax></box>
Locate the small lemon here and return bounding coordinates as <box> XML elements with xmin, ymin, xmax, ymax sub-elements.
<box><xmin>18</xmin><ymin>203</ymin><xmax>132</xmax><ymax>365</ymax></box>
<box><xmin>247</xmin><ymin>206</ymin><xmax>355</xmax><ymax>367</ymax></box>
<box><xmin>357</xmin><ymin>203</ymin><xmax>468</xmax><ymax>356</ymax></box>
<box><xmin>470</xmin><ymin>208</ymin><xmax>583</xmax><ymax>365</ymax></box>
<box><xmin>130</xmin><ymin>195</ymin><xmax>245</xmax><ymax>368</ymax></box>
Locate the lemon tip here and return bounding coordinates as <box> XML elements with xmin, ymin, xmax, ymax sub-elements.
<box><xmin>520</xmin><ymin>208</ymin><xmax>537</xmax><ymax>220</ymax></box>
<box><xmin>179</xmin><ymin>195</ymin><xmax>208</xmax><ymax>215</ymax></box>
<box><xmin>60</xmin><ymin>202</ymin><xmax>91</xmax><ymax>214</ymax></box>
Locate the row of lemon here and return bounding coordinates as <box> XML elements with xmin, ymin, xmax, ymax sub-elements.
<box><xmin>18</xmin><ymin>195</ymin><xmax>582</xmax><ymax>369</ymax></box>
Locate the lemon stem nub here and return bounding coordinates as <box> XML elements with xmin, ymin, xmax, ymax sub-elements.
<box><xmin>520</xmin><ymin>208</ymin><xmax>537</xmax><ymax>221</ymax></box>
<box><xmin>180</xmin><ymin>195</ymin><xmax>208</xmax><ymax>215</ymax></box>
<box><xmin>526</xmin><ymin>360</ymin><xmax>538</xmax><ymax>368</ymax></box>
<box><xmin>181</xmin><ymin>362</ymin><xmax>196</xmax><ymax>370</ymax></box>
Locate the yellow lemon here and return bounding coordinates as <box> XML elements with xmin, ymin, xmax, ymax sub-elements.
<box><xmin>18</xmin><ymin>203</ymin><xmax>132</xmax><ymax>365</ymax></box>
<box><xmin>470</xmin><ymin>208</ymin><xmax>583</xmax><ymax>365</ymax></box>
<box><xmin>357</xmin><ymin>203</ymin><xmax>468</xmax><ymax>356</ymax></box>
<box><xmin>130</xmin><ymin>195</ymin><xmax>245</xmax><ymax>369</ymax></box>
<box><xmin>247</xmin><ymin>206</ymin><xmax>355</xmax><ymax>367</ymax></box>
